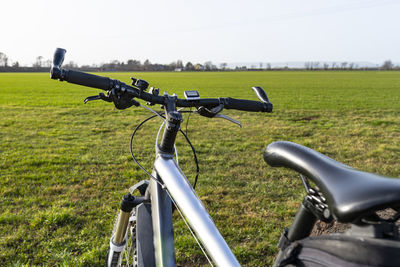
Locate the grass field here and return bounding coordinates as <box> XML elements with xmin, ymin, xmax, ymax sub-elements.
<box><xmin>1</xmin><ymin>71</ymin><xmax>400</xmax><ymax>266</ymax></box>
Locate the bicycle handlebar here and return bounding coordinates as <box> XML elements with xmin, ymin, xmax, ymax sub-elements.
<box><xmin>221</xmin><ymin>98</ymin><xmax>270</xmax><ymax>112</ymax></box>
<box><xmin>66</xmin><ymin>70</ymin><xmax>113</xmax><ymax>91</ymax></box>
<box><xmin>50</xmin><ymin>48</ymin><xmax>273</xmax><ymax>113</ymax></box>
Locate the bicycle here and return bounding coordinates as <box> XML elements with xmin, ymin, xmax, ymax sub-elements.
<box><xmin>50</xmin><ymin>48</ymin><xmax>272</xmax><ymax>267</ymax></box>
<box><xmin>50</xmin><ymin>48</ymin><xmax>400</xmax><ymax>266</ymax></box>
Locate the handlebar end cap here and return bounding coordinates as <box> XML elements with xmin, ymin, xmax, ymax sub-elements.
<box><xmin>265</xmin><ymin>102</ymin><xmax>273</xmax><ymax>112</ymax></box>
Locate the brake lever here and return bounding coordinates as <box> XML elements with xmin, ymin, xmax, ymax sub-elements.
<box><xmin>214</xmin><ymin>114</ymin><xmax>242</xmax><ymax>128</ymax></box>
<box><xmin>197</xmin><ymin>104</ymin><xmax>224</xmax><ymax>118</ymax></box>
<box><xmin>84</xmin><ymin>90</ymin><xmax>140</xmax><ymax>110</ymax></box>
<box><xmin>84</xmin><ymin>92</ymin><xmax>113</xmax><ymax>104</ymax></box>
<box><xmin>196</xmin><ymin>104</ymin><xmax>241</xmax><ymax>127</ymax></box>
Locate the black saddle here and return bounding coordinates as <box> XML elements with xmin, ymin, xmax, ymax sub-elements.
<box><xmin>264</xmin><ymin>141</ymin><xmax>400</xmax><ymax>223</ymax></box>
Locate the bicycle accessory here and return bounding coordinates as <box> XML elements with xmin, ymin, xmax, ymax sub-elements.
<box><xmin>184</xmin><ymin>90</ymin><xmax>200</xmax><ymax>100</ymax></box>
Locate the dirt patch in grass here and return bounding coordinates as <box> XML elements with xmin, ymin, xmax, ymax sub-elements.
<box><xmin>311</xmin><ymin>208</ymin><xmax>400</xmax><ymax>236</ymax></box>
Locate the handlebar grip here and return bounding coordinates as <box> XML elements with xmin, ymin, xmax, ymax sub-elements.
<box><xmin>222</xmin><ymin>98</ymin><xmax>273</xmax><ymax>112</ymax></box>
<box><xmin>65</xmin><ymin>70</ymin><xmax>112</xmax><ymax>91</ymax></box>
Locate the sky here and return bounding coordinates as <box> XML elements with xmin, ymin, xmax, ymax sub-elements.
<box><xmin>1</xmin><ymin>0</ymin><xmax>400</xmax><ymax>66</ymax></box>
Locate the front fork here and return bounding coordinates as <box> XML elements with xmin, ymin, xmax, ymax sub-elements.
<box><xmin>107</xmin><ymin>190</ymin><xmax>147</xmax><ymax>267</ymax></box>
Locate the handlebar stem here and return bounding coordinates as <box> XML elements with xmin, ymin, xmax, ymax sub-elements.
<box><xmin>158</xmin><ymin>95</ymin><xmax>183</xmax><ymax>154</ymax></box>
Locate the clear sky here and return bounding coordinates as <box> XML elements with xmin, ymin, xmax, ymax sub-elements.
<box><xmin>1</xmin><ymin>0</ymin><xmax>399</xmax><ymax>66</ymax></box>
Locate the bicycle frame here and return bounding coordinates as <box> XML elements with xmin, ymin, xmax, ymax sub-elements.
<box><xmin>148</xmin><ymin>152</ymin><xmax>240</xmax><ymax>266</ymax></box>
<box><xmin>106</xmin><ymin>96</ymin><xmax>245</xmax><ymax>266</ymax></box>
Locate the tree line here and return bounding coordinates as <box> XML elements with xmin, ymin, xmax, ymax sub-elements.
<box><xmin>0</xmin><ymin>52</ymin><xmax>398</xmax><ymax>72</ymax></box>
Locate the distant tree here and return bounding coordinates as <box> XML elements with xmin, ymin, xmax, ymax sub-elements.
<box><xmin>381</xmin><ymin>60</ymin><xmax>393</xmax><ymax>70</ymax></box>
<box><xmin>169</xmin><ymin>61</ymin><xmax>177</xmax><ymax>70</ymax></box>
<box><xmin>266</xmin><ymin>63</ymin><xmax>272</xmax><ymax>70</ymax></box>
<box><xmin>143</xmin><ymin>59</ymin><xmax>151</xmax><ymax>71</ymax></box>
<box><xmin>176</xmin><ymin>60</ymin><xmax>183</xmax><ymax>69</ymax></box>
<box><xmin>185</xmin><ymin>62</ymin><xmax>194</xmax><ymax>71</ymax></box>
<box><xmin>45</xmin><ymin>59</ymin><xmax>52</xmax><ymax>68</ymax></box>
<box><xmin>235</xmin><ymin>66</ymin><xmax>247</xmax><ymax>70</ymax></box>
<box><xmin>0</xmin><ymin>52</ymin><xmax>9</xmax><ymax>67</ymax></box>
<box><xmin>127</xmin><ymin>59</ymin><xmax>141</xmax><ymax>70</ymax></box>
<box><xmin>220</xmin><ymin>62</ymin><xmax>227</xmax><ymax>70</ymax></box>
<box><xmin>167</xmin><ymin>60</ymin><xmax>183</xmax><ymax>71</ymax></box>
<box><xmin>80</xmin><ymin>65</ymin><xmax>92</xmax><ymax>70</ymax></box>
<box><xmin>152</xmin><ymin>64</ymin><xmax>165</xmax><ymax>71</ymax></box>
<box><xmin>12</xmin><ymin>61</ymin><xmax>19</xmax><ymax>68</ymax></box>
<box><xmin>323</xmin><ymin>63</ymin><xmax>329</xmax><ymax>70</ymax></box>
<box><xmin>304</xmin><ymin>62</ymin><xmax>311</xmax><ymax>70</ymax></box>
<box><xmin>204</xmin><ymin>61</ymin><xmax>213</xmax><ymax>71</ymax></box>
<box><xmin>64</xmin><ymin>61</ymin><xmax>78</xmax><ymax>68</ymax></box>
<box><xmin>33</xmin><ymin>56</ymin><xmax>44</xmax><ymax>68</ymax></box>
<box><xmin>341</xmin><ymin>62</ymin><xmax>348</xmax><ymax>70</ymax></box>
<box><xmin>348</xmin><ymin>62</ymin><xmax>354</xmax><ymax>70</ymax></box>
<box><xmin>111</xmin><ymin>59</ymin><xmax>120</xmax><ymax>66</ymax></box>
<box><xmin>259</xmin><ymin>62</ymin><xmax>263</xmax><ymax>69</ymax></box>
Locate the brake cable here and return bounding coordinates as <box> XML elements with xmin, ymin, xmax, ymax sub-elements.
<box><xmin>185</xmin><ymin>107</ymin><xmax>193</xmax><ymax>138</ymax></box>
<box><xmin>129</xmin><ymin>108</ymin><xmax>200</xmax><ymax>189</ymax></box>
<box><xmin>129</xmin><ymin>113</ymin><xmax>159</xmax><ymax>179</ymax></box>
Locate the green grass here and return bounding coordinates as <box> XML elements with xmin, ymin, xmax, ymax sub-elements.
<box><xmin>1</xmin><ymin>71</ymin><xmax>400</xmax><ymax>266</ymax></box>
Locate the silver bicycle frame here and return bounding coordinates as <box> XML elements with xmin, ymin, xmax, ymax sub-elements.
<box><xmin>150</xmin><ymin>152</ymin><xmax>240</xmax><ymax>267</ymax></box>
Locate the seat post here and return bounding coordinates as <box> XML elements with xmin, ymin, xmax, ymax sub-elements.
<box><xmin>274</xmin><ymin>200</ymin><xmax>317</xmax><ymax>266</ymax></box>
<box><xmin>287</xmin><ymin>202</ymin><xmax>317</xmax><ymax>242</ymax></box>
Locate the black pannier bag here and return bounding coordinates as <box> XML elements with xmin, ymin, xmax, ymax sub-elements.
<box><xmin>278</xmin><ymin>234</ymin><xmax>400</xmax><ymax>267</ymax></box>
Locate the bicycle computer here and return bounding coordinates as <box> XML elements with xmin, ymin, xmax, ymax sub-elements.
<box><xmin>184</xmin><ymin>90</ymin><xmax>200</xmax><ymax>100</ymax></box>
